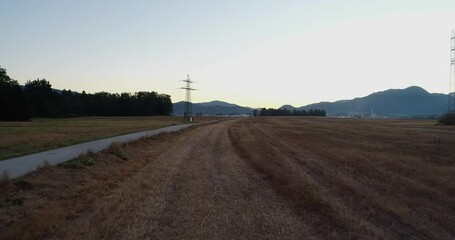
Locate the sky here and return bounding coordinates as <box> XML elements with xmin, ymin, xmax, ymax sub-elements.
<box><xmin>1</xmin><ymin>0</ymin><xmax>455</xmax><ymax>108</ymax></box>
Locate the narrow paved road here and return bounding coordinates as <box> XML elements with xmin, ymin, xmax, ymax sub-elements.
<box><xmin>60</xmin><ymin>120</ymin><xmax>311</xmax><ymax>239</ymax></box>
<box><xmin>0</xmin><ymin>123</ymin><xmax>194</xmax><ymax>179</ymax></box>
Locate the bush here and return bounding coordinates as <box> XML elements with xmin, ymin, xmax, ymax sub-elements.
<box><xmin>111</xmin><ymin>148</ymin><xmax>128</xmax><ymax>160</ymax></box>
<box><xmin>60</xmin><ymin>157</ymin><xmax>95</xmax><ymax>169</ymax></box>
<box><xmin>438</xmin><ymin>112</ymin><xmax>455</xmax><ymax>125</ymax></box>
<box><xmin>0</xmin><ymin>171</ymin><xmax>10</xmax><ymax>187</ymax></box>
<box><xmin>106</xmin><ymin>144</ymin><xmax>128</xmax><ymax>160</ymax></box>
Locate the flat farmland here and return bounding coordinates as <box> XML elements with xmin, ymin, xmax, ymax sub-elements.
<box><xmin>229</xmin><ymin>117</ymin><xmax>455</xmax><ymax>239</ymax></box>
<box><xmin>0</xmin><ymin>117</ymin><xmax>454</xmax><ymax>239</ymax></box>
<box><xmin>0</xmin><ymin>116</ymin><xmax>216</xmax><ymax>160</ymax></box>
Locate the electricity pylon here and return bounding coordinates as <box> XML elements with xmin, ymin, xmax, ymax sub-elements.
<box><xmin>180</xmin><ymin>74</ymin><xmax>195</xmax><ymax>123</ymax></box>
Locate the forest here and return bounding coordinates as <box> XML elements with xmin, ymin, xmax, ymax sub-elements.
<box><xmin>0</xmin><ymin>67</ymin><xmax>173</xmax><ymax>121</ymax></box>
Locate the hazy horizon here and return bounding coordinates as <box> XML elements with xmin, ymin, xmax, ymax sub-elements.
<box><xmin>1</xmin><ymin>0</ymin><xmax>455</xmax><ymax>108</ymax></box>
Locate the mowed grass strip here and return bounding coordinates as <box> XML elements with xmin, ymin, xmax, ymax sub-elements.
<box><xmin>0</xmin><ymin>116</ymin><xmax>215</xmax><ymax>160</ymax></box>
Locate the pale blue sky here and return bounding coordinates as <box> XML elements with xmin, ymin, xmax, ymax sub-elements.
<box><xmin>1</xmin><ymin>0</ymin><xmax>455</xmax><ymax>108</ymax></box>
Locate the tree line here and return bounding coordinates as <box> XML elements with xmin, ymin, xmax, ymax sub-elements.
<box><xmin>0</xmin><ymin>67</ymin><xmax>173</xmax><ymax>121</ymax></box>
<box><xmin>258</xmin><ymin>108</ymin><xmax>326</xmax><ymax>116</ymax></box>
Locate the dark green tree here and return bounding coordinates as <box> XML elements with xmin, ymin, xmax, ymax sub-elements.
<box><xmin>24</xmin><ymin>78</ymin><xmax>57</xmax><ymax>117</ymax></box>
<box><xmin>0</xmin><ymin>67</ymin><xmax>29</xmax><ymax>121</ymax></box>
<box><xmin>2</xmin><ymin>67</ymin><xmax>173</xmax><ymax>118</ymax></box>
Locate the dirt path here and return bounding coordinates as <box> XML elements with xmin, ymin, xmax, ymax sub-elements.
<box><xmin>1</xmin><ymin>120</ymin><xmax>311</xmax><ymax>239</ymax></box>
<box><xmin>98</xmin><ymin>120</ymin><xmax>311</xmax><ymax>239</ymax></box>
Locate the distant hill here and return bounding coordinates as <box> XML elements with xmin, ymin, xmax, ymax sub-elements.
<box><xmin>298</xmin><ymin>86</ymin><xmax>448</xmax><ymax>117</ymax></box>
<box><xmin>279</xmin><ymin>105</ymin><xmax>297</xmax><ymax>111</ymax></box>
<box><xmin>197</xmin><ymin>100</ymin><xmax>239</xmax><ymax>108</ymax></box>
<box><xmin>173</xmin><ymin>101</ymin><xmax>253</xmax><ymax>116</ymax></box>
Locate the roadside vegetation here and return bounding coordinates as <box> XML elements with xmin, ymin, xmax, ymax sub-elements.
<box><xmin>60</xmin><ymin>153</ymin><xmax>96</xmax><ymax>169</ymax></box>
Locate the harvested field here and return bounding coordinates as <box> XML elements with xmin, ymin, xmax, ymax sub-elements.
<box><xmin>0</xmin><ymin>116</ymin><xmax>216</xmax><ymax>160</ymax></box>
<box><xmin>229</xmin><ymin>117</ymin><xmax>455</xmax><ymax>239</ymax></box>
<box><xmin>0</xmin><ymin>117</ymin><xmax>454</xmax><ymax>239</ymax></box>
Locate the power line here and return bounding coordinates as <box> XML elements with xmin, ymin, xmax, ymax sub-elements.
<box><xmin>450</xmin><ymin>30</ymin><xmax>455</xmax><ymax>112</ymax></box>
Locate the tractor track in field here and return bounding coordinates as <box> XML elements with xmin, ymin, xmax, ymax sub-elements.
<box><xmin>0</xmin><ymin>120</ymin><xmax>312</xmax><ymax>239</ymax></box>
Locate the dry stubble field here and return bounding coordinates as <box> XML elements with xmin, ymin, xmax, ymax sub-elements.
<box><xmin>0</xmin><ymin>117</ymin><xmax>454</xmax><ymax>239</ymax></box>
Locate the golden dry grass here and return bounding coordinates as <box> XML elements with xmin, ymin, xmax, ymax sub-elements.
<box><xmin>0</xmin><ymin>116</ymin><xmax>218</xmax><ymax>160</ymax></box>
<box><xmin>0</xmin><ymin>117</ymin><xmax>454</xmax><ymax>239</ymax></box>
<box><xmin>229</xmin><ymin>117</ymin><xmax>455</xmax><ymax>239</ymax></box>
<box><xmin>0</xmin><ymin>120</ymin><xmax>309</xmax><ymax>239</ymax></box>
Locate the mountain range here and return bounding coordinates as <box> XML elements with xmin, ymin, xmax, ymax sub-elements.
<box><xmin>288</xmin><ymin>86</ymin><xmax>448</xmax><ymax>117</ymax></box>
<box><xmin>173</xmin><ymin>86</ymin><xmax>450</xmax><ymax>117</ymax></box>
